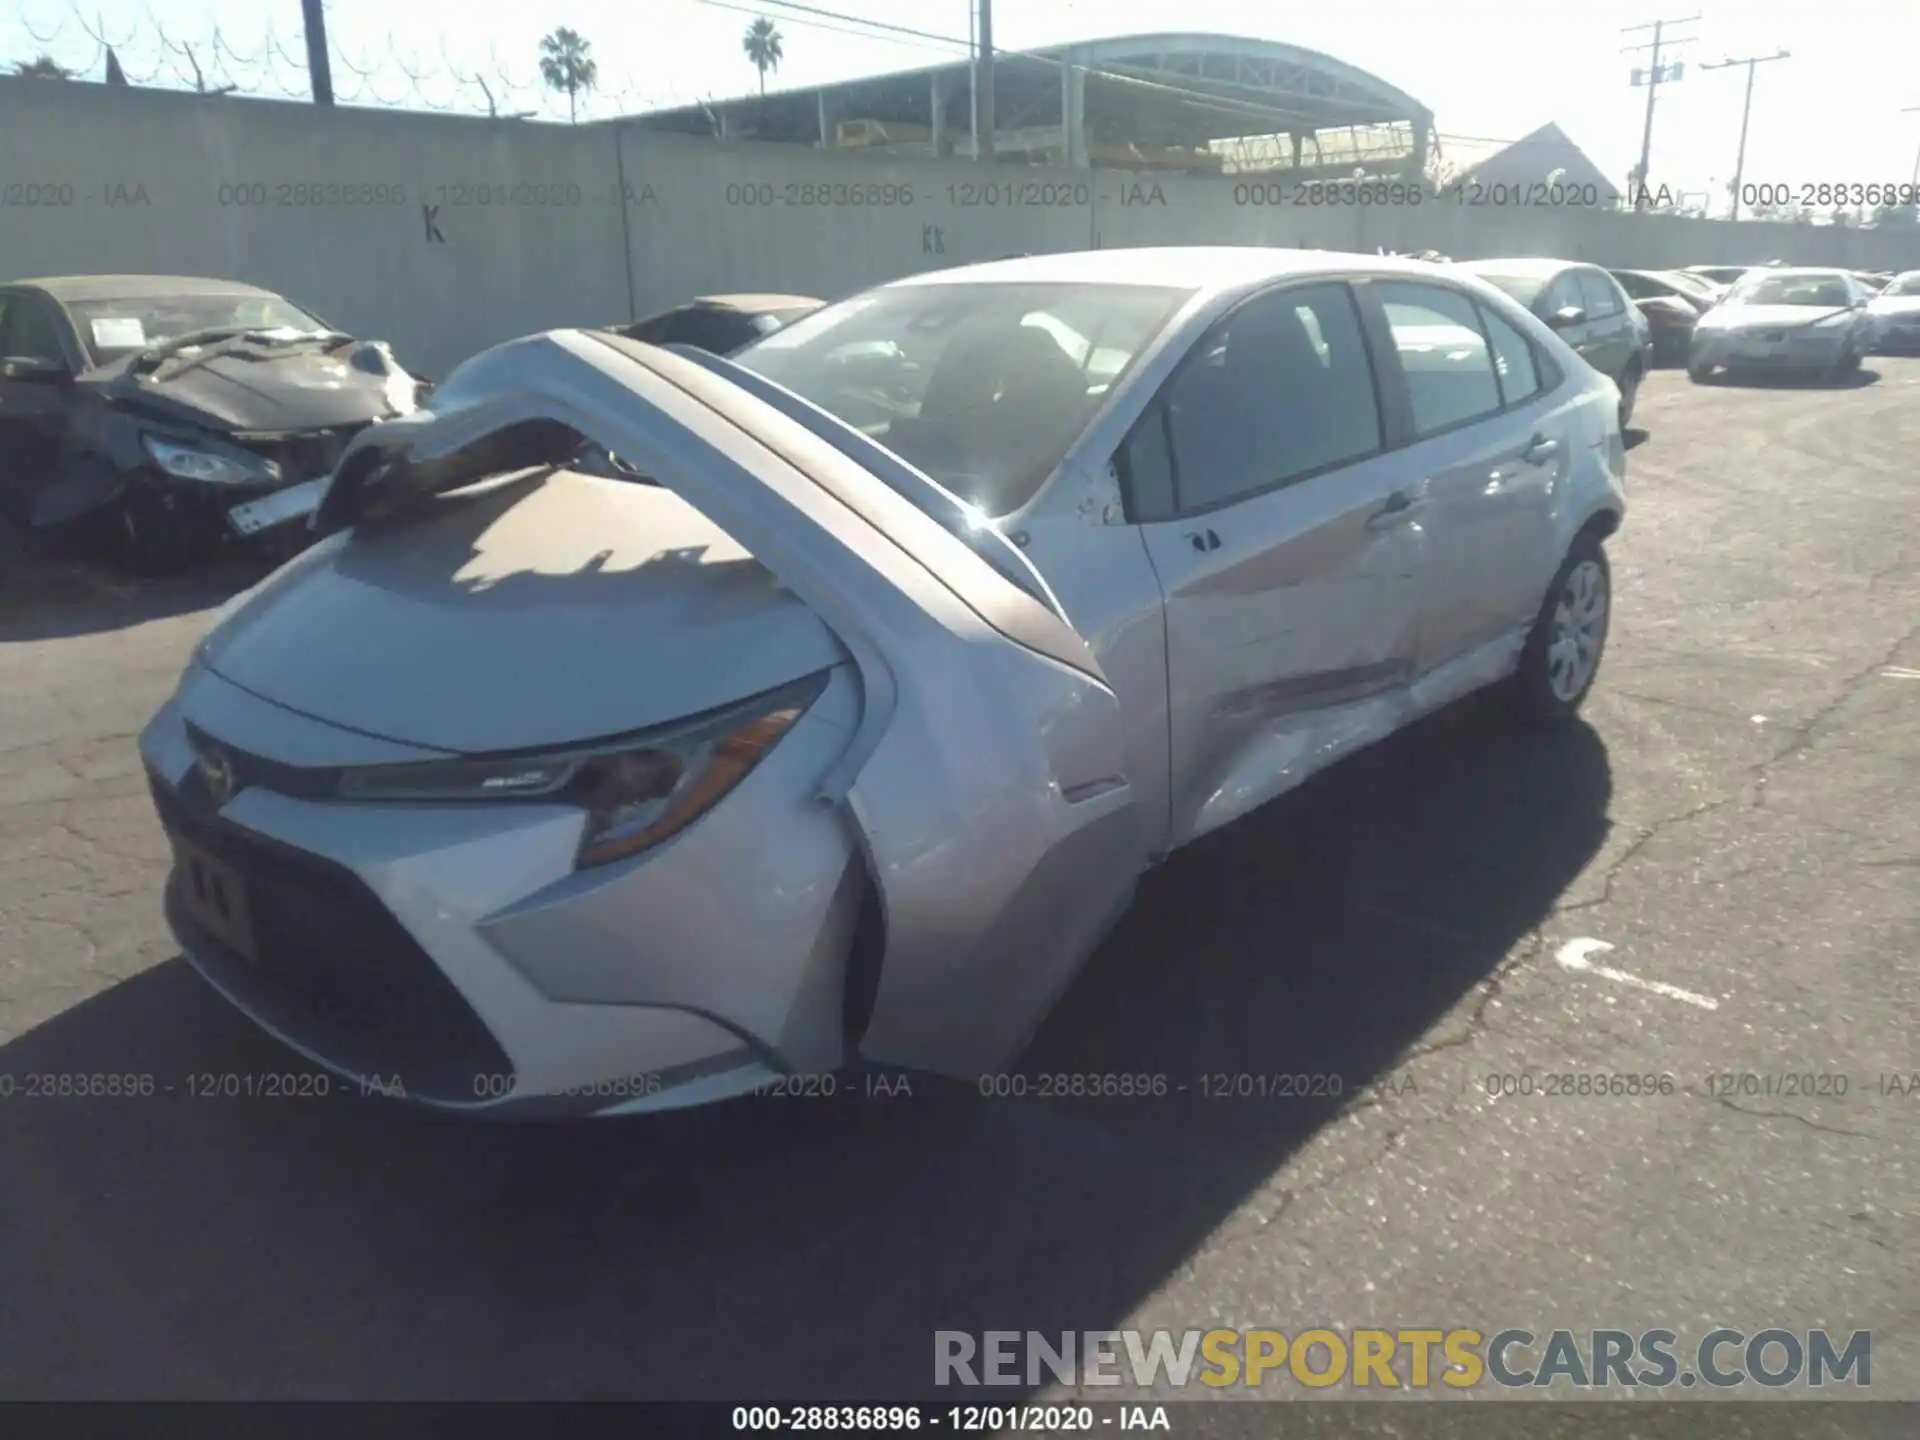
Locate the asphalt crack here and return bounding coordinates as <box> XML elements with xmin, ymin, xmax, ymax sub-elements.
<box><xmin>1707</xmin><ymin>1093</ymin><xmax>1878</xmax><ymax>1142</ymax></box>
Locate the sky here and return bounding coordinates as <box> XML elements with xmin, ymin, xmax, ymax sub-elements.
<box><xmin>7</xmin><ymin>0</ymin><xmax>1920</xmax><ymax>209</ymax></box>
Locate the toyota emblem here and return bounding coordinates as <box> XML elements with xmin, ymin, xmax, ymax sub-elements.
<box><xmin>197</xmin><ymin>748</ymin><xmax>239</xmax><ymax>806</ymax></box>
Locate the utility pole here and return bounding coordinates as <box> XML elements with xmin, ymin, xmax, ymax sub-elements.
<box><xmin>301</xmin><ymin>0</ymin><xmax>334</xmax><ymax>105</ymax></box>
<box><xmin>974</xmin><ymin>0</ymin><xmax>995</xmax><ymax>163</ymax></box>
<box><xmin>1622</xmin><ymin>14</ymin><xmax>1698</xmax><ymax>209</ymax></box>
<box><xmin>1701</xmin><ymin>50</ymin><xmax>1790</xmax><ymax>220</ymax></box>
<box><xmin>1905</xmin><ymin>104</ymin><xmax>1920</xmax><ymax>190</ymax></box>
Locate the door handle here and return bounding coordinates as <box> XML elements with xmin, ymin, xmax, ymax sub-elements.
<box><xmin>1521</xmin><ymin>434</ymin><xmax>1561</xmax><ymax>465</ymax></box>
<box><xmin>1366</xmin><ymin>491</ymin><xmax>1424</xmax><ymax>529</ymax></box>
<box><xmin>1187</xmin><ymin>528</ymin><xmax>1221</xmax><ymax>552</ymax></box>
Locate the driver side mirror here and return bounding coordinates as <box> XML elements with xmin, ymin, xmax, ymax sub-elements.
<box><xmin>0</xmin><ymin>356</ymin><xmax>71</xmax><ymax>384</ymax></box>
<box><xmin>1545</xmin><ymin>306</ymin><xmax>1588</xmax><ymax>331</ymax></box>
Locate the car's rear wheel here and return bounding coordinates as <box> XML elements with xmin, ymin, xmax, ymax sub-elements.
<box><xmin>1686</xmin><ymin>355</ymin><xmax>1716</xmax><ymax>383</ymax></box>
<box><xmin>1509</xmin><ymin>534</ymin><xmax>1611</xmax><ymax>725</ymax></box>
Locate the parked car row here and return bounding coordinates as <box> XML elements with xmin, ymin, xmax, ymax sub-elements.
<box><xmin>130</xmin><ymin>245</ymin><xmax>1634</xmax><ymax>1117</ymax></box>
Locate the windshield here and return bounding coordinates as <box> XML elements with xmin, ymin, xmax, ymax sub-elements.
<box><xmin>66</xmin><ymin>292</ymin><xmax>329</xmax><ymax>365</ymax></box>
<box><xmin>732</xmin><ymin>281</ymin><xmax>1193</xmax><ymax>517</ymax></box>
<box><xmin>1729</xmin><ymin>274</ymin><xmax>1852</xmax><ymax>308</ymax></box>
<box><xmin>1464</xmin><ymin>271</ymin><xmax>1548</xmax><ymax>306</ymax></box>
<box><xmin>1662</xmin><ymin>271</ymin><xmax>1717</xmax><ymax>298</ymax></box>
<box><xmin>1882</xmin><ymin>273</ymin><xmax>1920</xmax><ymax>297</ymax></box>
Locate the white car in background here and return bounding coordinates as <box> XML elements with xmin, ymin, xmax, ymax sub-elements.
<box><xmin>1866</xmin><ymin>270</ymin><xmax>1920</xmax><ymax>354</ymax></box>
<box><xmin>1686</xmin><ymin>268</ymin><xmax>1878</xmax><ymax>382</ymax></box>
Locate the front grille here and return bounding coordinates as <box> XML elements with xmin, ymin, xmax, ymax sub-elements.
<box><xmin>151</xmin><ymin>772</ymin><xmax>511</xmax><ymax>1105</ymax></box>
<box><xmin>237</xmin><ymin>423</ymin><xmax>370</xmax><ymax>484</ymax></box>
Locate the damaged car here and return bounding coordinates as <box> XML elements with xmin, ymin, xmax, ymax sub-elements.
<box><xmin>139</xmin><ymin>249</ymin><xmax>1626</xmax><ymax>1117</ymax></box>
<box><xmin>613</xmin><ymin>293</ymin><xmax>826</xmax><ymax>356</ymax></box>
<box><xmin>0</xmin><ymin>275</ymin><xmax>424</xmax><ymax>571</ymax></box>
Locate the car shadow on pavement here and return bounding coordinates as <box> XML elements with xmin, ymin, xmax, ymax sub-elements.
<box><xmin>0</xmin><ymin>522</ymin><xmax>271</xmax><ymax>641</ymax></box>
<box><xmin>0</xmin><ymin>691</ymin><xmax>1612</xmax><ymax>1401</ymax></box>
<box><xmin>1706</xmin><ymin>368</ymin><xmax>1882</xmax><ymax>391</ymax></box>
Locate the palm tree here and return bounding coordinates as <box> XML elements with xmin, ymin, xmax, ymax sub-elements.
<box><xmin>538</xmin><ymin>28</ymin><xmax>597</xmax><ymax>124</ymax></box>
<box><xmin>742</xmin><ymin>17</ymin><xmax>784</xmax><ymax>100</ymax></box>
<box><xmin>13</xmin><ymin>55</ymin><xmax>76</xmax><ymax>79</ymax></box>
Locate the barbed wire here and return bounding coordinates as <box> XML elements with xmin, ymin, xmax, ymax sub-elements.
<box><xmin>6</xmin><ymin>0</ymin><xmax>1540</xmax><ymax>153</ymax></box>
<box><xmin>6</xmin><ymin>0</ymin><xmax>717</xmax><ymax>118</ymax></box>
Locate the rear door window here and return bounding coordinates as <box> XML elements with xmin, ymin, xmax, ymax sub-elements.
<box><xmin>1477</xmin><ymin>304</ymin><xmax>1543</xmax><ymax>407</ymax></box>
<box><xmin>1374</xmin><ymin>281</ymin><xmax>1503</xmax><ymax>436</ymax></box>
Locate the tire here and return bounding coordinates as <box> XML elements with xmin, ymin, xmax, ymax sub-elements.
<box><xmin>113</xmin><ymin>486</ymin><xmax>195</xmax><ymax>578</ymax></box>
<box><xmin>1837</xmin><ymin>343</ymin><xmax>1862</xmax><ymax>375</ymax></box>
<box><xmin>1616</xmin><ymin>364</ymin><xmax>1641</xmax><ymax>428</ymax></box>
<box><xmin>1686</xmin><ymin>356</ymin><xmax>1715</xmax><ymax>383</ymax></box>
<box><xmin>1509</xmin><ymin>534</ymin><xmax>1611</xmax><ymax>725</ymax></box>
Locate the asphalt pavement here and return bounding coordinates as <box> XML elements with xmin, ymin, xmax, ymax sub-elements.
<box><xmin>0</xmin><ymin>362</ymin><xmax>1915</xmax><ymax>1408</ymax></box>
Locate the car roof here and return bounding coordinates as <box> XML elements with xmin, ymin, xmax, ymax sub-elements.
<box><xmin>12</xmin><ymin>274</ymin><xmax>284</xmax><ymax>303</ymax></box>
<box><xmin>1737</xmin><ymin>267</ymin><xmax>1849</xmax><ymax>280</ymax></box>
<box><xmin>693</xmin><ymin>293</ymin><xmax>824</xmax><ymax>312</ymax></box>
<box><xmin>882</xmin><ymin>246</ymin><xmax>1478</xmax><ymax>297</ymax></box>
<box><xmin>1452</xmin><ymin>257</ymin><xmax>1588</xmax><ymax>278</ymax></box>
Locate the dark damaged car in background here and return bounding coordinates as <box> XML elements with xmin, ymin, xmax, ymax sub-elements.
<box><xmin>0</xmin><ymin>275</ymin><xmax>425</xmax><ymax>572</ymax></box>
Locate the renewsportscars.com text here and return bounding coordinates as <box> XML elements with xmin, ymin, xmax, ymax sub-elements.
<box><xmin>934</xmin><ymin>1327</ymin><xmax>1871</xmax><ymax>1390</ymax></box>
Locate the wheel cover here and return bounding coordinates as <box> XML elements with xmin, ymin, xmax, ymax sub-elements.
<box><xmin>1546</xmin><ymin>558</ymin><xmax>1608</xmax><ymax>702</ymax></box>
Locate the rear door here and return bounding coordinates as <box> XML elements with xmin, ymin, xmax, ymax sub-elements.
<box><xmin>319</xmin><ymin>327</ymin><xmax>1147</xmax><ymax>1080</ymax></box>
<box><xmin>1123</xmin><ymin>279</ymin><xmax>1424</xmax><ymax>844</ymax></box>
<box><xmin>1369</xmin><ymin>280</ymin><xmax>1569</xmax><ymax>674</ymax></box>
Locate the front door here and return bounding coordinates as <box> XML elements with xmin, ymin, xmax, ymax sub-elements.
<box><xmin>1573</xmin><ymin>268</ymin><xmax>1635</xmax><ymax>382</ymax></box>
<box><xmin>0</xmin><ymin>292</ymin><xmax>76</xmax><ymax>524</ymax></box>
<box><xmin>1122</xmin><ymin>280</ymin><xmax>1424</xmax><ymax>844</ymax></box>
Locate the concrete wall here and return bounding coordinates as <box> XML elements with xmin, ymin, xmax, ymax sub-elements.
<box><xmin>1</xmin><ymin>81</ymin><xmax>634</xmax><ymax>376</ymax></box>
<box><xmin>7</xmin><ymin>79</ymin><xmax>1920</xmax><ymax>375</ymax></box>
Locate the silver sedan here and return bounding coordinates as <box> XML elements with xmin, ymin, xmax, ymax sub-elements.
<box><xmin>140</xmin><ymin>248</ymin><xmax>1627</xmax><ymax>1117</ymax></box>
<box><xmin>1687</xmin><ymin>267</ymin><xmax>1878</xmax><ymax>382</ymax></box>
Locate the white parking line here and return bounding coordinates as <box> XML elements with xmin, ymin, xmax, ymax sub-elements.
<box><xmin>1879</xmin><ymin>667</ymin><xmax>1920</xmax><ymax>681</ymax></box>
<box><xmin>1554</xmin><ymin>938</ymin><xmax>1721</xmax><ymax>1011</ymax></box>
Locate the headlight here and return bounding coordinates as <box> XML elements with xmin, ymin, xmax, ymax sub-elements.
<box><xmin>142</xmin><ymin>436</ymin><xmax>279</xmax><ymax>486</ymax></box>
<box><xmin>333</xmin><ymin>672</ymin><xmax>827</xmax><ymax>868</ymax></box>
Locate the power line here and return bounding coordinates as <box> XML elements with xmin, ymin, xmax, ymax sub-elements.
<box><xmin>1622</xmin><ymin>12</ymin><xmax>1699</xmax><ymax>209</ymax></box>
<box><xmin>1699</xmin><ymin>49</ymin><xmax>1789</xmax><ymax>220</ymax></box>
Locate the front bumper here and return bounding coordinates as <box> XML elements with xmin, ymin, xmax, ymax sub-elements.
<box><xmin>1692</xmin><ymin>327</ymin><xmax>1849</xmax><ymax>371</ymax></box>
<box><xmin>1870</xmin><ymin>318</ymin><xmax>1920</xmax><ymax>353</ymax></box>
<box><xmin>139</xmin><ymin>664</ymin><xmax>867</xmax><ymax>1117</ymax></box>
<box><xmin>139</xmin><ymin>423</ymin><xmax>371</xmax><ymax>545</ymax></box>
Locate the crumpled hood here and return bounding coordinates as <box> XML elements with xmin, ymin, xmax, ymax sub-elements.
<box><xmin>196</xmin><ymin>468</ymin><xmax>847</xmax><ymax>754</ymax></box>
<box><xmin>1702</xmin><ymin>303</ymin><xmax>1853</xmax><ymax>333</ymax></box>
<box><xmin>82</xmin><ymin>336</ymin><xmax>418</xmax><ymax>433</ymax></box>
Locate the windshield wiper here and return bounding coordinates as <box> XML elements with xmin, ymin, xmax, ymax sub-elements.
<box><xmin>138</xmin><ymin>327</ymin><xmax>355</xmax><ymax>377</ymax></box>
<box><xmin>132</xmin><ymin>326</ymin><xmax>251</xmax><ymax>368</ymax></box>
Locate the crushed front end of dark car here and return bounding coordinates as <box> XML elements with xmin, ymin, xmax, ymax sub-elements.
<box><xmin>0</xmin><ymin>276</ymin><xmax>425</xmax><ymax>573</ymax></box>
<box><xmin>67</xmin><ymin>332</ymin><xmax>423</xmax><ymax>569</ymax></box>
